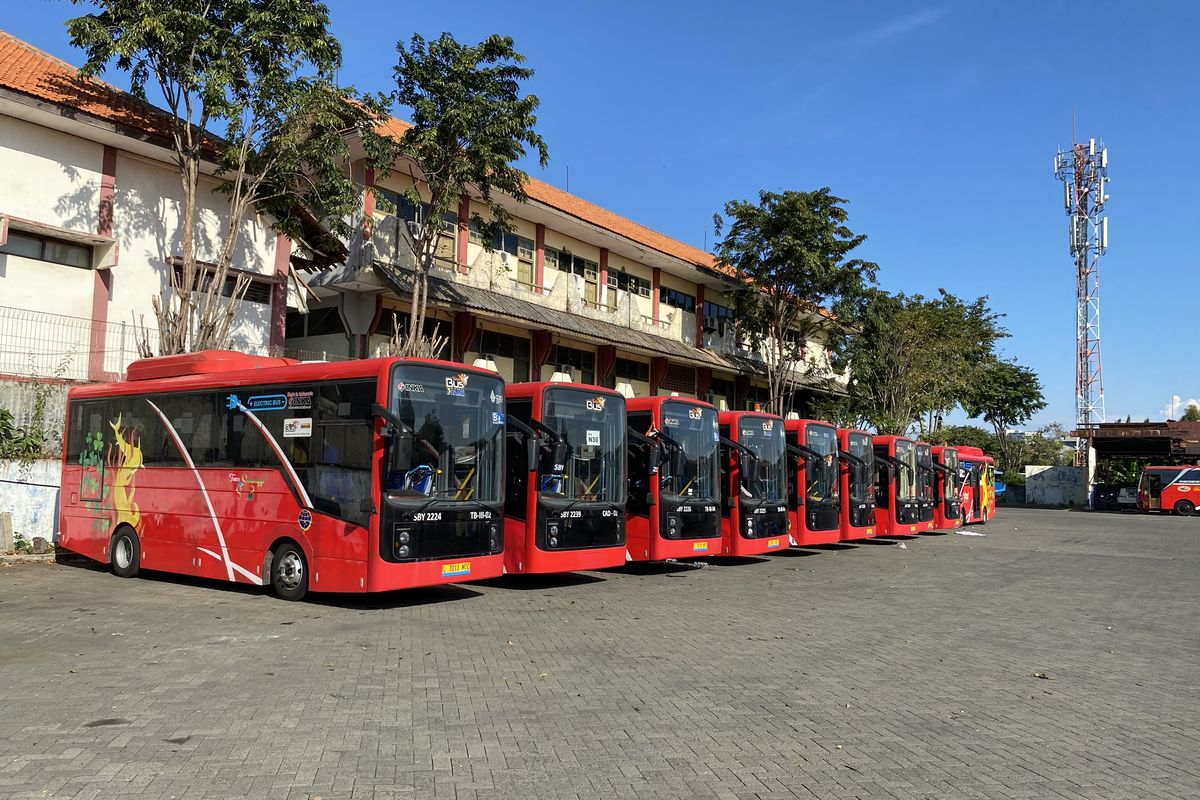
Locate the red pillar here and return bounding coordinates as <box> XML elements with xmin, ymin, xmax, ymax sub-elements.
<box><xmin>362</xmin><ymin>166</ymin><xmax>376</xmax><ymax>219</ymax></box>
<box><xmin>457</xmin><ymin>195</ymin><xmax>470</xmax><ymax>273</ymax></box>
<box><xmin>651</xmin><ymin>267</ymin><xmax>661</xmax><ymax>324</ymax></box>
<box><xmin>88</xmin><ymin>145</ymin><xmax>117</xmax><ymax>380</ymax></box>
<box><xmin>595</xmin><ymin>344</ymin><xmax>616</xmax><ymax>388</ymax></box>
<box><xmin>534</xmin><ymin>224</ymin><xmax>546</xmax><ymax>292</ymax></box>
<box><xmin>694</xmin><ymin>283</ymin><xmax>706</xmax><ymax>349</ymax></box>
<box><xmin>453</xmin><ymin>311</ymin><xmax>478</xmax><ymax>363</ymax></box>
<box><xmin>649</xmin><ymin>357</ymin><xmax>668</xmax><ymax>396</ymax></box>
<box><xmin>696</xmin><ymin>367</ymin><xmax>712</xmax><ymax>399</ymax></box>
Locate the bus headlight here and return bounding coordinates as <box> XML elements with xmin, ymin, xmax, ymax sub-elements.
<box><xmin>397</xmin><ymin>544</ymin><xmax>410</xmax><ymax>558</ymax></box>
<box><xmin>666</xmin><ymin>515</ymin><xmax>679</xmax><ymax>538</ymax></box>
<box><xmin>548</xmin><ymin>523</ymin><xmax>559</xmax><ymax>548</ymax></box>
<box><xmin>489</xmin><ymin>523</ymin><xmax>501</xmax><ymax>552</ymax></box>
<box><xmin>398</xmin><ymin>530</ymin><xmax>411</xmax><ymax>545</ymax></box>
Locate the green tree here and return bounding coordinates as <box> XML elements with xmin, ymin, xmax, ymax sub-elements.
<box><xmin>933</xmin><ymin>424</ymin><xmax>996</xmax><ymax>453</ymax></box>
<box><xmin>960</xmin><ymin>358</ymin><xmax>1047</xmax><ymax>471</ymax></box>
<box><xmin>713</xmin><ymin>189</ymin><xmax>877</xmax><ymax>418</ymax></box>
<box><xmin>836</xmin><ymin>290</ymin><xmax>1006</xmax><ymax>435</ymax></box>
<box><xmin>386</xmin><ymin>33</ymin><xmax>549</xmax><ymax>357</ymax></box>
<box><xmin>68</xmin><ymin>0</ymin><xmax>388</xmax><ymax>354</ymax></box>
<box><xmin>1182</xmin><ymin>404</ymin><xmax>1200</xmax><ymax>423</ymax></box>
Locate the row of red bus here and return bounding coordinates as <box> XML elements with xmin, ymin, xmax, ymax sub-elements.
<box><xmin>58</xmin><ymin>352</ymin><xmax>998</xmax><ymax>600</ymax></box>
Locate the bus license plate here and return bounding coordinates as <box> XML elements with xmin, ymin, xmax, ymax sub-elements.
<box><xmin>441</xmin><ymin>562</ymin><xmax>471</xmax><ymax>577</ymax></box>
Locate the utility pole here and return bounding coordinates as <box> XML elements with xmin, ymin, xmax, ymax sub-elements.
<box><xmin>1054</xmin><ymin>137</ymin><xmax>1109</xmax><ymax>468</ymax></box>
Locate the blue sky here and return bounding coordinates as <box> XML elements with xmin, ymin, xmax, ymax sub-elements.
<box><xmin>7</xmin><ymin>2</ymin><xmax>1198</xmax><ymax>428</ymax></box>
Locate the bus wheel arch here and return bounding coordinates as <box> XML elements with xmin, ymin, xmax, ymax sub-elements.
<box><xmin>1174</xmin><ymin>500</ymin><xmax>1195</xmax><ymax>517</ymax></box>
<box><xmin>266</xmin><ymin>538</ymin><xmax>309</xmax><ymax>602</ymax></box>
<box><xmin>109</xmin><ymin>525</ymin><xmax>141</xmax><ymax>578</ymax></box>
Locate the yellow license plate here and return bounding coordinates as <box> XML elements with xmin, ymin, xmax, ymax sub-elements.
<box><xmin>692</xmin><ymin>541</ymin><xmax>708</xmax><ymax>552</ymax></box>
<box><xmin>441</xmin><ymin>561</ymin><xmax>471</xmax><ymax>577</ymax></box>
<box><xmin>767</xmin><ymin>538</ymin><xmax>781</xmax><ymax>548</ymax></box>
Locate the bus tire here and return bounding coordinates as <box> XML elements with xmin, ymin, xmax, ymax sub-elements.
<box><xmin>270</xmin><ymin>541</ymin><xmax>308</xmax><ymax>602</ymax></box>
<box><xmin>1174</xmin><ymin>500</ymin><xmax>1195</xmax><ymax>517</ymax></box>
<box><xmin>110</xmin><ymin>526</ymin><xmax>140</xmax><ymax>578</ymax></box>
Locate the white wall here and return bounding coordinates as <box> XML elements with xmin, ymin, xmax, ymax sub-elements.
<box><xmin>0</xmin><ymin>115</ymin><xmax>102</xmax><ymax>235</ymax></box>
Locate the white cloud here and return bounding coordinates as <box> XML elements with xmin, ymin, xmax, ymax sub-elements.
<box><xmin>845</xmin><ymin>6</ymin><xmax>951</xmax><ymax>47</ymax></box>
<box><xmin>1161</xmin><ymin>395</ymin><xmax>1200</xmax><ymax>419</ymax></box>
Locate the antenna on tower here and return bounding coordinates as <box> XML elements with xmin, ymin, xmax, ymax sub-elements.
<box><xmin>1054</xmin><ymin>132</ymin><xmax>1109</xmax><ymax>469</ymax></box>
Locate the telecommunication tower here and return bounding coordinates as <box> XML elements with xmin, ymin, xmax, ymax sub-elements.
<box><xmin>1054</xmin><ymin>137</ymin><xmax>1109</xmax><ymax>464</ymax></box>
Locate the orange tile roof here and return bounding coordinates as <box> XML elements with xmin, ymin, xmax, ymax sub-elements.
<box><xmin>0</xmin><ymin>29</ymin><xmax>181</xmax><ymax>142</ymax></box>
<box><xmin>375</xmin><ymin>116</ymin><xmax>734</xmax><ymax>278</ymax></box>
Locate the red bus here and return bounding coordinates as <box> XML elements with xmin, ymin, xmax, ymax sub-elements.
<box><xmin>931</xmin><ymin>446</ymin><xmax>962</xmax><ymax>530</ymax></box>
<box><xmin>1136</xmin><ymin>466</ymin><xmax>1200</xmax><ymax>515</ymax></box>
<box><xmin>785</xmin><ymin>418</ymin><xmax>842</xmax><ymax>546</ymax></box>
<box><xmin>837</xmin><ymin>428</ymin><xmax>877</xmax><ymax>540</ymax></box>
<box><xmin>717</xmin><ymin>411</ymin><xmax>790</xmax><ymax>556</ymax></box>
<box><xmin>872</xmin><ymin>435</ymin><xmax>921</xmax><ymax>536</ymax></box>
<box><xmin>58</xmin><ymin>350</ymin><xmax>507</xmax><ymax>600</ymax></box>
<box><xmin>914</xmin><ymin>442</ymin><xmax>936</xmax><ymax>532</ymax></box>
<box><xmin>625</xmin><ymin>396</ymin><xmax>722</xmax><ymax>560</ymax></box>
<box><xmin>501</xmin><ymin>381</ymin><xmax>626</xmax><ymax>573</ymax></box>
<box><xmin>957</xmin><ymin>446</ymin><xmax>996</xmax><ymax>524</ymax></box>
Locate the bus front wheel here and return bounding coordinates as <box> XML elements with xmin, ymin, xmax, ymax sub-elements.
<box><xmin>1174</xmin><ymin>500</ymin><xmax>1195</xmax><ymax>517</ymax></box>
<box><xmin>270</xmin><ymin>542</ymin><xmax>308</xmax><ymax>602</ymax></box>
<box><xmin>110</xmin><ymin>527</ymin><xmax>140</xmax><ymax>578</ymax></box>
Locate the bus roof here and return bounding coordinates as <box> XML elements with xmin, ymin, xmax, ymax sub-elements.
<box><xmin>626</xmin><ymin>395</ymin><xmax>716</xmax><ymax>413</ymax></box>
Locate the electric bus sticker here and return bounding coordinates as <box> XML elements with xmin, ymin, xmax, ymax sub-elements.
<box><xmin>492</xmin><ymin>411</ymin><xmax>505</xmax><ymax>425</ymax></box>
<box><xmin>586</xmin><ymin>429</ymin><xmax>601</xmax><ymax>446</ymax></box>
<box><xmin>692</xmin><ymin>541</ymin><xmax>709</xmax><ymax>552</ymax></box>
<box><xmin>445</xmin><ymin>373</ymin><xmax>469</xmax><ymax>397</ymax></box>
<box><xmin>283</xmin><ymin>417</ymin><xmax>312</xmax><ymax>438</ymax></box>
<box><xmin>245</xmin><ymin>394</ymin><xmax>288</xmax><ymax>411</ymax></box>
<box><xmin>298</xmin><ymin>509</ymin><xmax>312</xmax><ymax>531</ymax></box>
<box><xmin>441</xmin><ymin>561</ymin><xmax>471</xmax><ymax>577</ymax></box>
<box><xmin>767</xmin><ymin>538</ymin><xmax>782</xmax><ymax>548</ymax></box>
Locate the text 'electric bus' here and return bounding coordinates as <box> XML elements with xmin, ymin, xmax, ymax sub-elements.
<box><xmin>872</xmin><ymin>435</ymin><xmax>920</xmax><ymax>536</ymax></box>
<box><xmin>915</xmin><ymin>442</ymin><xmax>936</xmax><ymax>532</ymax></box>
<box><xmin>58</xmin><ymin>351</ymin><xmax>507</xmax><ymax>600</ymax></box>
<box><xmin>502</xmin><ymin>382</ymin><xmax>626</xmax><ymax>574</ymax></box>
<box><xmin>837</xmin><ymin>428</ymin><xmax>876</xmax><ymax>540</ymax></box>
<box><xmin>1136</xmin><ymin>465</ymin><xmax>1200</xmax><ymax>515</ymax></box>
<box><xmin>625</xmin><ymin>397</ymin><xmax>723</xmax><ymax>560</ymax></box>
<box><xmin>718</xmin><ymin>411</ymin><xmax>790</xmax><ymax>556</ymax></box>
<box><xmin>957</xmin><ymin>446</ymin><xmax>996</xmax><ymax>524</ymax></box>
<box><xmin>785</xmin><ymin>418</ymin><xmax>842</xmax><ymax>546</ymax></box>
<box><xmin>931</xmin><ymin>446</ymin><xmax>962</xmax><ymax>530</ymax></box>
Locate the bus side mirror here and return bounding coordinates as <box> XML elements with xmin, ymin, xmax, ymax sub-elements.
<box><xmin>526</xmin><ymin>436</ymin><xmax>539</xmax><ymax>470</ymax></box>
<box><xmin>648</xmin><ymin>444</ymin><xmax>661</xmax><ymax>470</ymax></box>
<box><xmin>390</xmin><ymin>429</ymin><xmax>413</xmax><ymax>477</ymax></box>
<box><xmin>552</xmin><ymin>441</ymin><xmax>570</xmax><ymax>469</ymax></box>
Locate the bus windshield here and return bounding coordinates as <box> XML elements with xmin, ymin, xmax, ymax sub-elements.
<box><xmin>848</xmin><ymin>432</ymin><xmax>873</xmax><ymax>497</ymax></box>
<box><xmin>539</xmin><ymin>388</ymin><xmax>625</xmax><ymax>504</ymax></box>
<box><xmin>737</xmin><ymin>417</ymin><xmax>786</xmax><ymax>502</ymax></box>
<box><xmin>388</xmin><ymin>365</ymin><xmax>505</xmax><ymax>503</ymax></box>
<box><xmin>896</xmin><ymin>440</ymin><xmax>917</xmax><ymax>501</ymax></box>
<box><xmin>944</xmin><ymin>449</ymin><xmax>960</xmax><ymax>497</ymax></box>
<box><xmin>661</xmin><ymin>402</ymin><xmax>720</xmax><ymax>501</ymax></box>
<box><xmin>916</xmin><ymin>444</ymin><xmax>933</xmax><ymax>501</ymax></box>
<box><xmin>805</xmin><ymin>424</ymin><xmax>839</xmax><ymax>503</ymax></box>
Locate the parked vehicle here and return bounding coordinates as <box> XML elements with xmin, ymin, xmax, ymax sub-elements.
<box><xmin>717</xmin><ymin>411</ymin><xmax>790</xmax><ymax>556</ymax></box>
<box><xmin>59</xmin><ymin>351</ymin><xmax>508</xmax><ymax>600</ymax></box>
<box><xmin>785</xmin><ymin>418</ymin><xmax>843</xmax><ymax>546</ymax></box>
<box><xmin>872</xmin><ymin>436</ymin><xmax>921</xmax><ymax>536</ymax></box>
<box><xmin>931</xmin><ymin>446</ymin><xmax>963</xmax><ymax>530</ymax></box>
<box><xmin>957</xmin><ymin>446</ymin><xmax>997</xmax><ymax>524</ymax></box>
<box><xmin>1136</xmin><ymin>466</ymin><xmax>1200</xmax><ymax>515</ymax></box>
<box><xmin>837</xmin><ymin>428</ymin><xmax>877</xmax><ymax>540</ymax></box>
<box><xmin>1116</xmin><ymin>486</ymin><xmax>1139</xmax><ymax>511</ymax></box>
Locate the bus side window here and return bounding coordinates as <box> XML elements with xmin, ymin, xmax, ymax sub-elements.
<box><xmin>308</xmin><ymin>381</ymin><xmax>375</xmax><ymax>526</ymax></box>
<box><xmin>504</xmin><ymin>398</ymin><xmax>533</xmax><ymax>520</ymax></box>
<box><xmin>625</xmin><ymin>411</ymin><xmax>652</xmax><ymax>516</ymax></box>
<box><xmin>1181</xmin><ymin>469</ymin><xmax>1200</xmax><ymax>484</ymax></box>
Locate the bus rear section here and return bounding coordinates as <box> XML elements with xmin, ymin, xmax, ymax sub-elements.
<box><xmin>931</xmin><ymin>446</ymin><xmax>963</xmax><ymax>530</ymax></box>
<box><xmin>785</xmin><ymin>418</ymin><xmax>842</xmax><ymax>546</ymax></box>
<box><xmin>718</xmin><ymin>411</ymin><xmax>789</xmax><ymax>556</ymax></box>
<box><xmin>1137</xmin><ymin>466</ymin><xmax>1200</xmax><ymax>515</ymax></box>
<box><xmin>956</xmin><ymin>446</ymin><xmax>995</xmax><ymax>524</ymax></box>
<box><xmin>502</xmin><ymin>382</ymin><xmax>626</xmax><ymax>573</ymax></box>
<box><xmin>915</xmin><ymin>442</ymin><xmax>936</xmax><ymax>532</ymax></box>
<box><xmin>872</xmin><ymin>435</ymin><xmax>921</xmax><ymax>536</ymax></box>
<box><xmin>625</xmin><ymin>397</ymin><xmax>722</xmax><ymax>561</ymax></box>
<box><xmin>837</xmin><ymin>428</ymin><xmax>877</xmax><ymax>540</ymax></box>
<box><xmin>58</xmin><ymin>351</ymin><xmax>507</xmax><ymax>600</ymax></box>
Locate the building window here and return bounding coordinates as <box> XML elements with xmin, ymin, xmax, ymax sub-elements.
<box><xmin>553</xmin><ymin>345</ymin><xmax>595</xmax><ymax>385</ymax></box>
<box><xmin>614</xmin><ymin>358</ymin><xmax>649</xmax><ymax>383</ymax></box>
<box><xmin>171</xmin><ymin>262</ymin><xmax>273</xmax><ymax>304</ymax></box>
<box><xmin>659</xmin><ymin>287</ymin><xmax>696</xmax><ymax>311</ymax></box>
<box><xmin>607</xmin><ymin>270</ymin><xmax>651</xmax><ymax>298</ymax></box>
<box><xmin>476</xmin><ymin>330</ymin><xmax>531</xmax><ymax>382</ymax></box>
<box><xmin>702</xmin><ymin>300</ymin><xmax>735</xmax><ymax>333</ymax></box>
<box><xmin>0</xmin><ymin>230</ymin><xmax>93</xmax><ymax>269</ymax></box>
<box><xmin>286</xmin><ymin>306</ymin><xmax>345</xmax><ymax>337</ymax></box>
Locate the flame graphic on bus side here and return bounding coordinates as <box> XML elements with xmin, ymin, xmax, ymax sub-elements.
<box><xmin>107</xmin><ymin>414</ymin><xmax>143</xmax><ymax>534</ymax></box>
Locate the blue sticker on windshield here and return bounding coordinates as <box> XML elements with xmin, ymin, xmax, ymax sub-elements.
<box><xmin>492</xmin><ymin>411</ymin><xmax>505</xmax><ymax>425</ymax></box>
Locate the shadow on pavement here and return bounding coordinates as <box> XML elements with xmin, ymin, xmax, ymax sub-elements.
<box><xmin>474</xmin><ymin>572</ymin><xmax>607</xmax><ymax>591</ymax></box>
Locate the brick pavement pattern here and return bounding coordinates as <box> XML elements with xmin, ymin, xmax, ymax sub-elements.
<box><xmin>1</xmin><ymin>508</ymin><xmax>1197</xmax><ymax>799</ymax></box>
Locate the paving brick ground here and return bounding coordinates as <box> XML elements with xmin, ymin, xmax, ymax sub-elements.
<box><xmin>1</xmin><ymin>507</ymin><xmax>1197</xmax><ymax>799</ymax></box>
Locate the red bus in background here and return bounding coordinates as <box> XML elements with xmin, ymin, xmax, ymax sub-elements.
<box><xmin>837</xmin><ymin>428</ymin><xmax>877</xmax><ymax>540</ymax></box>
<box><xmin>1136</xmin><ymin>466</ymin><xmax>1200</xmax><ymax>515</ymax></box>
<box><xmin>501</xmin><ymin>382</ymin><xmax>626</xmax><ymax>574</ymax></box>
<box><xmin>718</xmin><ymin>411</ymin><xmax>790</xmax><ymax>556</ymax></box>
<box><xmin>931</xmin><ymin>446</ymin><xmax>963</xmax><ymax>530</ymax></box>
<box><xmin>785</xmin><ymin>418</ymin><xmax>842</xmax><ymax>546</ymax></box>
<box><xmin>59</xmin><ymin>351</ymin><xmax>507</xmax><ymax>601</ymax></box>
<box><xmin>957</xmin><ymin>446</ymin><xmax>996</xmax><ymax>524</ymax></box>
<box><xmin>914</xmin><ymin>442</ymin><xmax>936</xmax><ymax>532</ymax></box>
<box><xmin>872</xmin><ymin>435</ymin><xmax>921</xmax><ymax>536</ymax></box>
<box><xmin>625</xmin><ymin>397</ymin><xmax>723</xmax><ymax>560</ymax></box>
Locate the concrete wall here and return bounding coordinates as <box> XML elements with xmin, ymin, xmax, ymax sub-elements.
<box><xmin>0</xmin><ymin>379</ymin><xmax>70</xmax><ymax>452</ymax></box>
<box><xmin>1026</xmin><ymin>465</ymin><xmax>1088</xmax><ymax>507</ymax></box>
<box><xmin>0</xmin><ymin>459</ymin><xmax>61</xmax><ymax>544</ymax></box>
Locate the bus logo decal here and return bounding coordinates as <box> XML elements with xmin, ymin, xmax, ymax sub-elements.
<box><xmin>445</xmin><ymin>374</ymin><xmax>469</xmax><ymax>397</ymax></box>
<box><xmin>442</xmin><ymin>561</ymin><xmax>471</xmax><ymax>577</ymax></box>
<box><xmin>298</xmin><ymin>510</ymin><xmax>312</xmax><ymax>531</ymax></box>
<box><xmin>692</xmin><ymin>541</ymin><xmax>708</xmax><ymax>552</ymax></box>
<box><xmin>586</xmin><ymin>396</ymin><xmax>606</xmax><ymax>412</ymax></box>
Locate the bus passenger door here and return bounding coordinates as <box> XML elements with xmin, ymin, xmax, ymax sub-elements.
<box><xmin>1147</xmin><ymin>474</ymin><xmax>1164</xmax><ymax>510</ymax></box>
